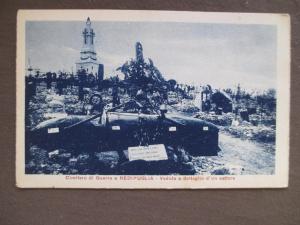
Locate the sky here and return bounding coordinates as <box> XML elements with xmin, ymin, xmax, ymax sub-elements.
<box><xmin>26</xmin><ymin>20</ymin><xmax>277</xmax><ymax>91</ymax></box>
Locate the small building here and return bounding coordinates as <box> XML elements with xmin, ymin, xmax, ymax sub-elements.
<box><xmin>211</xmin><ymin>91</ymin><xmax>233</xmax><ymax>113</ymax></box>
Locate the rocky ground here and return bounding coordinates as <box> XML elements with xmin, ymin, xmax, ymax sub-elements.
<box><xmin>25</xmin><ymin>83</ymin><xmax>276</xmax><ymax>175</ymax></box>
<box><xmin>195</xmin><ymin>112</ymin><xmax>276</xmax><ymax>143</ymax></box>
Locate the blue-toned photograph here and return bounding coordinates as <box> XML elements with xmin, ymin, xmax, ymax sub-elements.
<box><xmin>24</xmin><ymin>18</ymin><xmax>277</xmax><ymax>176</ymax></box>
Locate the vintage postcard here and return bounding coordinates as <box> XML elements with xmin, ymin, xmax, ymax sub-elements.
<box><xmin>16</xmin><ymin>10</ymin><xmax>290</xmax><ymax>188</ymax></box>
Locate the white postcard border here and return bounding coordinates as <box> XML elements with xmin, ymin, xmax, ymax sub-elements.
<box><xmin>16</xmin><ymin>10</ymin><xmax>290</xmax><ymax>189</ymax></box>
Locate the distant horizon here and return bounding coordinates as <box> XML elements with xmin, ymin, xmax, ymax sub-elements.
<box><xmin>26</xmin><ymin>20</ymin><xmax>277</xmax><ymax>92</ymax></box>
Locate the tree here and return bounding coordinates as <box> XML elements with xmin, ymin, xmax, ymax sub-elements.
<box><xmin>117</xmin><ymin>58</ymin><xmax>167</xmax><ymax>93</ymax></box>
<box><xmin>256</xmin><ymin>88</ymin><xmax>276</xmax><ymax>113</ymax></box>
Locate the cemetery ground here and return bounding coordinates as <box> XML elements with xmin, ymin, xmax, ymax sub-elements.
<box><xmin>25</xmin><ymin>83</ymin><xmax>276</xmax><ymax>175</ymax></box>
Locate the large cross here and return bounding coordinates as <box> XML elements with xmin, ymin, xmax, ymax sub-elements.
<box><xmin>83</xmin><ymin>29</ymin><xmax>88</xmax><ymax>44</ymax></box>
<box><xmin>91</xmin><ymin>30</ymin><xmax>95</xmax><ymax>44</ymax></box>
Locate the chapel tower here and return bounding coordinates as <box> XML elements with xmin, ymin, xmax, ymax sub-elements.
<box><xmin>76</xmin><ymin>17</ymin><xmax>103</xmax><ymax>80</ymax></box>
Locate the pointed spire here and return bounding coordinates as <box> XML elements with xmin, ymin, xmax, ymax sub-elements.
<box><xmin>86</xmin><ymin>17</ymin><xmax>91</xmax><ymax>25</ymax></box>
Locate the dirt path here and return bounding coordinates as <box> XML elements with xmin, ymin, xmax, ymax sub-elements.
<box><xmin>193</xmin><ymin>131</ymin><xmax>275</xmax><ymax>175</ymax></box>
